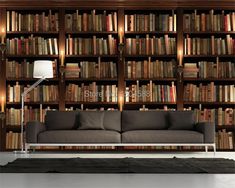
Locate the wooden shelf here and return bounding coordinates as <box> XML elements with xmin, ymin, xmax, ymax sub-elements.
<box><xmin>6</xmin><ymin>31</ymin><xmax>59</xmax><ymax>35</ymax></box>
<box><xmin>65</xmin><ymin>78</ymin><xmax>118</xmax><ymax>82</ymax></box>
<box><xmin>66</xmin><ymin>31</ymin><xmax>118</xmax><ymax>35</ymax></box>
<box><xmin>125</xmin><ymin>31</ymin><xmax>177</xmax><ymax>35</ymax></box>
<box><xmin>6</xmin><ymin>102</ymin><xmax>59</xmax><ymax>106</ymax></box>
<box><xmin>183</xmin><ymin>78</ymin><xmax>235</xmax><ymax>82</ymax></box>
<box><xmin>6</xmin><ymin>78</ymin><xmax>59</xmax><ymax>82</ymax></box>
<box><xmin>125</xmin><ymin>78</ymin><xmax>177</xmax><ymax>81</ymax></box>
<box><xmin>125</xmin><ymin>55</ymin><xmax>177</xmax><ymax>58</ymax></box>
<box><xmin>125</xmin><ymin>102</ymin><xmax>177</xmax><ymax>105</ymax></box>
<box><xmin>65</xmin><ymin>102</ymin><xmax>118</xmax><ymax>105</ymax></box>
<box><xmin>6</xmin><ymin>55</ymin><xmax>58</xmax><ymax>58</ymax></box>
<box><xmin>217</xmin><ymin>149</ymin><xmax>235</xmax><ymax>152</ymax></box>
<box><xmin>1</xmin><ymin>4</ymin><xmax>235</xmax><ymax>152</ymax></box>
<box><xmin>184</xmin><ymin>55</ymin><xmax>235</xmax><ymax>58</ymax></box>
<box><xmin>216</xmin><ymin>125</ymin><xmax>235</xmax><ymax>131</ymax></box>
<box><xmin>183</xmin><ymin>31</ymin><xmax>235</xmax><ymax>35</ymax></box>
<box><xmin>65</xmin><ymin>55</ymin><xmax>118</xmax><ymax>58</ymax></box>
<box><xmin>184</xmin><ymin>102</ymin><xmax>235</xmax><ymax>106</ymax></box>
<box><xmin>6</xmin><ymin>126</ymin><xmax>22</xmax><ymax>132</ymax></box>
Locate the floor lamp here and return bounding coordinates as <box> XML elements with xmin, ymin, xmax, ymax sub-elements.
<box><xmin>15</xmin><ymin>60</ymin><xmax>53</xmax><ymax>153</ymax></box>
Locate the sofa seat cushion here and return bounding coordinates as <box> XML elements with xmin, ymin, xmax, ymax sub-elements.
<box><xmin>38</xmin><ymin>130</ymin><xmax>121</xmax><ymax>143</ymax></box>
<box><xmin>122</xmin><ymin>130</ymin><xmax>204</xmax><ymax>143</ymax></box>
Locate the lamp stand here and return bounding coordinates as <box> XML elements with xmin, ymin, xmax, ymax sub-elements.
<box><xmin>14</xmin><ymin>77</ymin><xmax>45</xmax><ymax>154</ymax></box>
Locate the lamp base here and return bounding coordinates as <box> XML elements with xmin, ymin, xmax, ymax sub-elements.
<box><xmin>13</xmin><ymin>150</ymin><xmax>29</xmax><ymax>154</ymax></box>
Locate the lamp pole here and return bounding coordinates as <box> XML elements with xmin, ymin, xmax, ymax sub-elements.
<box><xmin>15</xmin><ymin>77</ymin><xmax>46</xmax><ymax>154</ymax></box>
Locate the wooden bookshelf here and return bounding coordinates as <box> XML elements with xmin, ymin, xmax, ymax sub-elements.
<box><xmin>0</xmin><ymin>0</ymin><xmax>234</xmax><ymax>151</ymax></box>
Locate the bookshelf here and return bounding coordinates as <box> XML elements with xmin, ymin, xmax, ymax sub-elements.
<box><xmin>4</xmin><ymin>8</ymin><xmax>60</xmax><ymax>150</ymax></box>
<box><xmin>63</xmin><ymin>9</ymin><xmax>119</xmax><ymax>112</ymax></box>
<box><xmin>0</xmin><ymin>0</ymin><xmax>234</xmax><ymax>151</ymax></box>
<box><xmin>123</xmin><ymin>9</ymin><xmax>178</xmax><ymax>111</ymax></box>
<box><xmin>182</xmin><ymin>8</ymin><xmax>235</xmax><ymax>151</ymax></box>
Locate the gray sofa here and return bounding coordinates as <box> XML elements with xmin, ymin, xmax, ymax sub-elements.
<box><xmin>25</xmin><ymin>110</ymin><xmax>216</xmax><ymax>152</ymax></box>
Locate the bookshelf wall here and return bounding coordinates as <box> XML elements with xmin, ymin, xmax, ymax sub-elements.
<box><xmin>0</xmin><ymin>0</ymin><xmax>234</xmax><ymax>151</ymax></box>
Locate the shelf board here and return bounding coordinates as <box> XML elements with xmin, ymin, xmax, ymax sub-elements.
<box><xmin>217</xmin><ymin>149</ymin><xmax>235</xmax><ymax>152</ymax></box>
<box><xmin>125</xmin><ymin>31</ymin><xmax>177</xmax><ymax>35</ymax></box>
<box><xmin>6</xmin><ymin>102</ymin><xmax>59</xmax><ymax>106</ymax></box>
<box><xmin>125</xmin><ymin>78</ymin><xmax>177</xmax><ymax>81</ymax></box>
<box><xmin>6</xmin><ymin>31</ymin><xmax>59</xmax><ymax>35</ymax></box>
<box><xmin>66</xmin><ymin>31</ymin><xmax>118</xmax><ymax>35</ymax></box>
<box><xmin>65</xmin><ymin>102</ymin><xmax>118</xmax><ymax>105</ymax></box>
<box><xmin>65</xmin><ymin>78</ymin><xmax>118</xmax><ymax>82</ymax></box>
<box><xmin>6</xmin><ymin>78</ymin><xmax>59</xmax><ymax>82</ymax></box>
<box><xmin>183</xmin><ymin>78</ymin><xmax>235</xmax><ymax>82</ymax></box>
<box><xmin>216</xmin><ymin>125</ymin><xmax>235</xmax><ymax>131</ymax></box>
<box><xmin>65</xmin><ymin>55</ymin><xmax>118</xmax><ymax>58</ymax></box>
<box><xmin>6</xmin><ymin>55</ymin><xmax>58</xmax><ymax>58</ymax></box>
<box><xmin>125</xmin><ymin>55</ymin><xmax>177</xmax><ymax>58</ymax></box>
<box><xmin>184</xmin><ymin>55</ymin><xmax>235</xmax><ymax>58</ymax></box>
<box><xmin>125</xmin><ymin>102</ymin><xmax>177</xmax><ymax>105</ymax></box>
<box><xmin>184</xmin><ymin>102</ymin><xmax>235</xmax><ymax>105</ymax></box>
<box><xmin>184</xmin><ymin>31</ymin><xmax>235</xmax><ymax>35</ymax></box>
<box><xmin>6</xmin><ymin>126</ymin><xmax>22</xmax><ymax>132</ymax></box>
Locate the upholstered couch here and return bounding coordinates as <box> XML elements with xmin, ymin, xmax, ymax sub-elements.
<box><xmin>25</xmin><ymin>110</ymin><xmax>216</xmax><ymax>152</ymax></box>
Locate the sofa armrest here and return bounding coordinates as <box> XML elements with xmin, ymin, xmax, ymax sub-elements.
<box><xmin>26</xmin><ymin>121</ymin><xmax>46</xmax><ymax>143</ymax></box>
<box><xmin>195</xmin><ymin>122</ymin><xmax>215</xmax><ymax>143</ymax></box>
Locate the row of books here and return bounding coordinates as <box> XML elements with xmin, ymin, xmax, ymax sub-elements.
<box><xmin>138</xmin><ymin>105</ymin><xmax>176</xmax><ymax>111</ymax></box>
<box><xmin>125</xmin><ymin>81</ymin><xmax>176</xmax><ymax>102</ymax></box>
<box><xmin>216</xmin><ymin>130</ymin><xmax>234</xmax><ymax>150</ymax></box>
<box><xmin>65</xmin><ymin>10</ymin><xmax>117</xmax><ymax>31</ymax></box>
<box><xmin>6</xmin><ymin>59</ymin><xmax>58</xmax><ymax>78</ymax></box>
<box><xmin>65</xmin><ymin>107</ymin><xmax>117</xmax><ymax>111</ymax></box>
<box><xmin>125</xmin><ymin>59</ymin><xmax>176</xmax><ymax>79</ymax></box>
<box><xmin>188</xmin><ymin>108</ymin><xmax>235</xmax><ymax>126</ymax></box>
<box><xmin>6</xmin><ymin>106</ymin><xmax>56</xmax><ymax>126</ymax></box>
<box><xmin>183</xmin><ymin>61</ymin><xmax>235</xmax><ymax>78</ymax></box>
<box><xmin>66</xmin><ymin>35</ymin><xmax>117</xmax><ymax>55</ymax></box>
<box><xmin>7</xmin><ymin>36</ymin><xmax>59</xmax><ymax>55</ymax></box>
<box><xmin>65</xmin><ymin>61</ymin><xmax>117</xmax><ymax>79</ymax></box>
<box><xmin>184</xmin><ymin>83</ymin><xmax>235</xmax><ymax>102</ymax></box>
<box><xmin>7</xmin><ymin>10</ymin><xmax>59</xmax><ymax>32</ymax></box>
<box><xmin>66</xmin><ymin>83</ymin><xmax>118</xmax><ymax>102</ymax></box>
<box><xmin>7</xmin><ymin>83</ymin><xmax>58</xmax><ymax>102</ymax></box>
<box><xmin>125</xmin><ymin>35</ymin><xmax>176</xmax><ymax>55</ymax></box>
<box><xmin>184</xmin><ymin>10</ymin><xmax>235</xmax><ymax>32</ymax></box>
<box><xmin>124</xmin><ymin>13</ymin><xmax>177</xmax><ymax>32</ymax></box>
<box><xmin>6</xmin><ymin>131</ymin><xmax>20</xmax><ymax>150</ymax></box>
<box><xmin>184</xmin><ymin>35</ymin><xmax>235</xmax><ymax>55</ymax></box>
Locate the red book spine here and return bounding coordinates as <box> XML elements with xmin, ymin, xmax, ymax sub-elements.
<box><xmin>18</xmin><ymin>39</ymin><xmax>21</xmax><ymax>55</ymax></box>
<box><xmin>224</xmin><ymin>15</ymin><xmax>228</xmax><ymax>31</ymax></box>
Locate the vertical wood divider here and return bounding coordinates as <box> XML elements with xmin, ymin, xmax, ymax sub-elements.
<box><xmin>0</xmin><ymin>8</ymin><xmax>7</xmax><ymax>150</ymax></box>
<box><xmin>176</xmin><ymin>8</ymin><xmax>184</xmax><ymax>110</ymax></box>
<box><xmin>58</xmin><ymin>8</ymin><xmax>65</xmax><ymax>111</ymax></box>
<box><xmin>118</xmin><ymin>9</ymin><xmax>125</xmax><ymax>111</ymax></box>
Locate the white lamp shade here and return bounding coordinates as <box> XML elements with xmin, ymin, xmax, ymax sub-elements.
<box><xmin>33</xmin><ymin>60</ymin><xmax>53</xmax><ymax>78</ymax></box>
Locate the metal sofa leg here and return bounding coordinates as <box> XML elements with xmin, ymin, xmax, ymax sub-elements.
<box><xmin>205</xmin><ymin>145</ymin><xmax>208</xmax><ymax>153</ymax></box>
<box><xmin>213</xmin><ymin>144</ymin><xmax>216</xmax><ymax>156</ymax></box>
<box><xmin>25</xmin><ymin>143</ymin><xmax>29</xmax><ymax>153</ymax></box>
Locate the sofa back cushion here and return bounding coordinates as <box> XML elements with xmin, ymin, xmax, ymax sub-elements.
<box><xmin>168</xmin><ymin>111</ymin><xmax>195</xmax><ymax>130</ymax></box>
<box><xmin>122</xmin><ymin>111</ymin><xmax>168</xmax><ymax>132</ymax></box>
<box><xmin>45</xmin><ymin>111</ymin><xmax>78</xmax><ymax>130</ymax></box>
<box><xmin>103</xmin><ymin>111</ymin><xmax>121</xmax><ymax>132</ymax></box>
<box><xmin>77</xmin><ymin>111</ymin><xmax>105</xmax><ymax>130</ymax></box>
